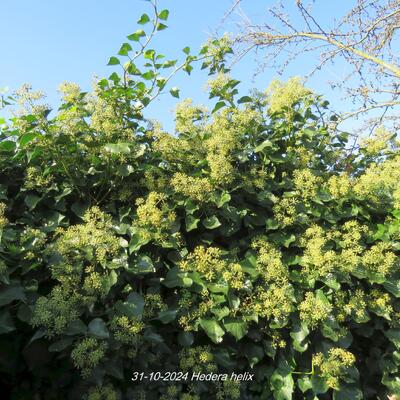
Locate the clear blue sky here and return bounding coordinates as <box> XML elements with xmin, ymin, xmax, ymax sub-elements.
<box><xmin>0</xmin><ymin>0</ymin><xmax>352</xmax><ymax>131</ymax></box>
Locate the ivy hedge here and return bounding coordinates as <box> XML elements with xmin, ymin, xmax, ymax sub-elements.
<box><xmin>0</xmin><ymin>3</ymin><xmax>400</xmax><ymax>399</ymax></box>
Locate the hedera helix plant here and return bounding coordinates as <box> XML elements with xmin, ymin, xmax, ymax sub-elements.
<box><xmin>0</xmin><ymin>1</ymin><xmax>400</xmax><ymax>399</ymax></box>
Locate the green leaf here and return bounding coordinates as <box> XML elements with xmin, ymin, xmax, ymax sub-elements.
<box><xmin>48</xmin><ymin>337</ymin><xmax>73</xmax><ymax>352</ymax></box>
<box><xmin>65</xmin><ymin>320</ymin><xmax>87</xmax><ymax>336</ymax></box>
<box><xmin>290</xmin><ymin>323</ymin><xmax>309</xmax><ymax>353</ymax></box>
<box><xmin>128</xmin><ymin>233</ymin><xmax>150</xmax><ymax>253</ymax></box>
<box><xmin>185</xmin><ymin>215</ymin><xmax>199</xmax><ymax>231</ymax></box>
<box><xmin>107</xmin><ymin>56</ymin><xmax>120</xmax><ymax>65</ymax></box>
<box><xmin>118</xmin><ymin>42</ymin><xmax>133</xmax><ymax>56</ymax></box>
<box><xmin>223</xmin><ymin>318</ymin><xmax>248</xmax><ymax>341</ymax></box>
<box><xmin>214</xmin><ymin>192</ymin><xmax>231</xmax><ymax>208</ymax></box>
<box><xmin>24</xmin><ymin>194</ymin><xmax>41</xmax><ymax>210</ymax></box>
<box><xmin>271</xmin><ymin>361</ymin><xmax>294</xmax><ymax>399</ymax></box>
<box><xmin>156</xmin><ymin>22</ymin><xmax>168</xmax><ymax>31</ymax></box>
<box><xmin>254</xmin><ymin>140</ymin><xmax>273</xmax><ymax>153</ymax></box>
<box><xmin>202</xmin><ymin>216</ymin><xmax>221</xmax><ymax>229</ymax></box>
<box><xmin>143</xmin><ymin>328</ymin><xmax>163</xmax><ymax>344</ymax></box>
<box><xmin>141</xmin><ymin>70</ymin><xmax>155</xmax><ymax>80</ymax></box>
<box><xmin>298</xmin><ymin>376</ymin><xmax>312</xmax><ymax>393</ymax></box>
<box><xmin>0</xmin><ymin>141</ymin><xmax>16</xmax><ymax>152</ymax></box>
<box><xmin>170</xmin><ymin>87</ymin><xmax>180</xmax><ymax>98</ymax></box>
<box><xmin>104</xmin><ymin>142</ymin><xmax>131</xmax><ymax>154</ymax></box>
<box><xmin>137</xmin><ymin>13</ymin><xmax>150</xmax><ymax>24</ymax></box>
<box><xmin>182</xmin><ymin>46</ymin><xmax>190</xmax><ymax>55</ymax></box>
<box><xmin>158</xmin><ymin>9</ymin><xmax>169</xmax><ymax>20</ymax></box>
<box><xmin>42</xmin><ymin>211</ymin><xmax>65</xmax><ymax>232</ymax></box>
<box><xmin>178</xmin><ymin>331</ymin><xmax>194</xmax><ymax>347</ymax></box>
<box><xmin>208</xmin><ymin>283</ymin><xmax>229</xmax><ymax>295</ymax></box>
<box><xmin>211</xmin><ymin>306</ymin><xmax>230</xmax><ymax>320</ymax></box>
<box><xmin>244</xmin><ymin>344</ymin><xmax>264</xmax><ymax>367</ymax></box>
<box><xmin>157</xmin><ymin>308</ymin><xmax>177</xmax><ymax>323</ymax></box>
<box><xmin>199</xmin><ymin>319</ymin><xmax>225</xmax><ymax>343</ymax></box>
<box><xmin>384</xmin><ymin>279</ymin><xmax>400</xmax><ymax>297</ymax></box>
<box><xmin>332</xmin><ymin>384</ymin><xmax>362</xmax><ymax>400</ymax></box>
<box><xmin>0</xmin><ymin>283</ymin><xmax>26</xmax><ymax>306</ymax></box>
<box><xmin>127</xmin><ymin>29</ymin><xmax>146</xmax><ymax>41</ymax></box>
<box><xmin>19</xmin><ymin>132</ymin><xmax>39</xmax><ymax>147</ymax></box>
<box><xmin>266</xmin><ymin>218</ymin><xmax>279</xmax><ymax>230</ymax></box>
<box><xmin>385</xmin><ymin>328</ymin><xmax>400</xmax><ymax>348</ymax></box>
<box><xmin>311</xmin><ymin>375</ymin><xmax>329</xmax><ymax>394</ymax></box>
<box><xmin>163</xmin><ymin>267</ymin><xmax>192</xmax><ymax>288</ymax></box>
<box><xmin>212</xmin><ymin>101</ymin><xmax>226</xmax><ymax>113</ymax></box>
<box><xmin>88</xmin><ymin>318</ymin><xmax>109</xmax><ymax>339</ymax></box>
<box><xmin>71</xmin><ymin>201</ymin><xmax>89</xmax><ymax>218</ymax></box>
<box><xmin>133</xmin><ymin>255</ymin><xmax>155</xmax><ymax>274</ymax></box>
<box><xmin>126</xmin><ymin>292</ymin><xmax>145</xmax><ymax>318</ymax></box>
<box><xmin>0</xmin><ymin>310</ymin><xmax>16</xmax><ymax>334</ymax></box>
<box><xmin>237</xmin><ymin>95</ymin><xmax>252</xmax><ymax>104</ymax></box>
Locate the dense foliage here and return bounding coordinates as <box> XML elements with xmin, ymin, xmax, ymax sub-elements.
<box><xmin>1</xmin><ymin>3</ymin><xmax>400</xmax><ymax>399</ymax></box>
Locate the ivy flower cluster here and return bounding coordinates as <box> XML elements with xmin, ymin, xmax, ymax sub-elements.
<box><xmin>179</xmin><ymin>246</ymin><xmax>244</xmax><ymax>289</ymax></box>
<box><xmin>87</xmin><ymin>385</ymin><xmax>117</xmax><ymax>400</ymax></box>
<box><xmin>313</xmin><ymin>348</ymin><xmax>356</xmax><ymax>389</ymax></box>
<box><xmin>0</xmin><ymin>202</ymin><xmax>8</xmax><ymax>229</ymax></box>
<box><xmin>135</xmin><ymin>191</ymin><xmax>177</xmax><ymax>243</ymax></box>
<box><xmin>179</xmin><ymin>346</ymin><xmax>217</xmax><ymax>373</ymax></box>
<box><xmin>110</xmin><ymin>315</ymin><xmax>144</xmax><ymax>345</ymax></box>
<box><xmin>71</xmin><ymin>337</ymin><xmax>108</xmax><ymax>377</ymax></box>
<box><xmin>31</xmin><ymin>286</ymin><xmax>81</xmax><ymax>337</ymax></box>
<box><xmin>299</xmin><ymin>292</ymin><xmax>332</xmax><ymax>328</ymax></box>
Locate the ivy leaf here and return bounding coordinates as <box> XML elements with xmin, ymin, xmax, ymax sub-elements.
<box><xmin>25</xmin><ymin>194</ymin><xmax>41</xmax><ymax>210</ymax></box>
<box><xmin>254</xmin><ymin>140</ymin><xmax>273</xmax><ymax>153</ymax></box>
<box><xmin>0</xmin><ymin>283</ymin><xmax>26</xmax><ymax>306</ymax></box>
<box><xmin>133</xmin><ymin>255</ymin><xmax>155</xmax><ymax>274</ymax></box>
<box><xmin>211</xmin><ymin>306</ymin><xmax>230</xmax><ymax>320</ymax></box>
<box><xmin>48</xmin><ymin>337</ymin><xmax>73</xmax><ymax>352</ymax></box>
<box><xmin>212</xmin><ymin>101</ymin><xmax>226</xmax><ymax>113</ymax></box>
<box><xmin>118</xmin><ymin>43</ymin><xmax>132</xmax><ymax>56</ymax></box>
<box><xmin>332</xmin><ymin>384</ymin><xmax>362</xmax><ymax>400</ymax></box>
<box><xmin>290</xmin><ymin>323</ymin><xmax>309</xmax><ymax>353</ymax></box>
<box><xmin>237</xmin><ymin>95</ymin><xmax>252</xmax><ymax>104</ymax></box>
<box><xmin>0</xmin><ymin>310</ymin><xmax>16</xmax><ymax>334</ymax></box>
<box><xmin>199</xmin><ymin>319</ymin><xmax>225</xmax><ymax>343</ymax></box>
<box><xmin>158</xmin><ymin>9</ymin><xmax>169</xmax><ymax>20</ymax></box>
<box><xmin>65</xmin><ymin>320</ymin><xmax>87</xmax><ymax>336</ymax></box>
<box><xmin>157</xmin><ymin>308</ymin><xmax>177</xmax><ymax>323</ymax></box>
<box><xmin>385</xmin><ymin>328</ymin><xmax>400</xmax><ymax>348</ymax></box>
<box><xmin>202</xmin><ymin>216</ymin><xmax>221</xmax><ymax>229</ymax></box>
<box><xmin>137</xmin><ymin>13</ymin><xmax>150</xmax><ymax>25</ymax></box>
<box><xmin>107</xmin><ymin>57</ymin><xmax>120</xmax><ymax>65</ymax></box>
<box><xmin>170</xmin><ymin>87</ymin><xmax>180</xmax><ymax>98</ymax></box>
<box><xmin>124</xmin><ymin>292</ymin><xmax>145</xmax><ymax>319</ymax></box>
<box><xmin>223</xmin><ymin>318</ymin><xmax>248</xmax><ymax>341</ymax></box>
<box><xmin>244</xmin><ymin>344</ymin><xmax>264</xmax><ymax>367</ymax></box>
<box><xmin>19</xmin><ymin>132</ymin><xmax>39</xmax><ymax>147</ymax></box>
<box><xmin>178</xmin><ymin>331</ymin><xmax>194</xmax><ymax>347</ymax></box>
<box><xmin>0</xmin><ymin>141</ymin><xmax>16</xmax><ymax>152</ymax></box>
<box><xmin>298</xmin><ymin>376</ymin><xmax>312</xmax><ymax>393</ymax></box>
<box><xmin>384</xmin><ymin>279</ymin><xmax>400</xmax><ymax>297</ymax></box>
<box><xmin>88</xmin><ymin>318</ymin><xmax>109</xmax><ymax>339</ymax></box>
<box><xmin>157</xmin><ymin>23</ymin><xmax>168</xmax><ymax>31</ymax></box>
<box><xmin>163</xmin><ymin>267</ymin><xmax>193</xmax><ymax>288</ymax></box>
<box><xmin>185</xmin><ymin>215</ymin><xmax>199</xmax><ymax>231</ymax></box>
<box><xmin>71</xmin><ymin>201</ymin><xmax>89</xmax><ymax>219</ymax></box>
<box><xmin>214</xmin><ymin>192</ymin><xmax>231</xmax><ymax>208</ymax></box>
<box><xmin>127</xmin><ymin>29</ymin><xmax>146</xmax><ymax>41</ymax></box>
<box><xmin>311</xmin><ymin>375</ymin><xmax>329</xmax><ymax>394</ymax></box>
